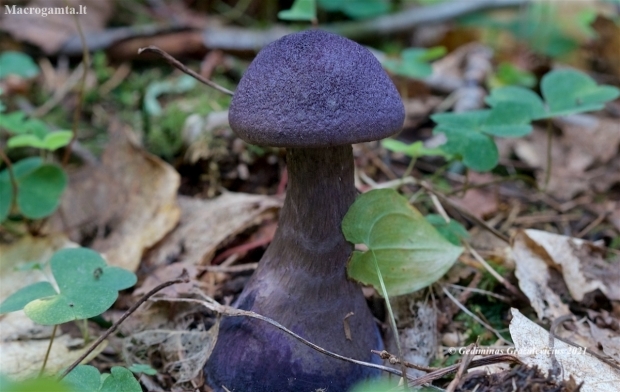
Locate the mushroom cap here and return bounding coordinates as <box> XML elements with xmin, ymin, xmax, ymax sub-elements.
<box><xmin>229</xmin><ymin>30</ymin><xmax>405</xmax><ymax>148</ymax></box>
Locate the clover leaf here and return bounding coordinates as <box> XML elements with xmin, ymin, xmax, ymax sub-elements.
<box><xmin>431</xmin><ymin>102</ymin><xmax>531</xmax><ymax>171</ymax></box>
<box><xmin>343</xmin><ymin>189</ymin><xmax>462</xmax><ymax>297</ymax></box>
<box><xmin>0</xmin><ymin>157</ymin><xmax>68</xmax><ymax>222</ymax></box>
<box><xmin>486</xmin><ymin>69</ymin><xmax>620</xmax><ymax>120</ymax></box>
<box><xmin>2</xmin><ymin>248</ymin><xmax>138</xmax><ymax>325</ymax></box>
<box><xmin>64</xmin><ymin>365</ymin><xmax>141</xmax><ymax>392</ymax></box>
<box><xmin>383</xmin><ymin>47</ymin><xmax>446</xmax><ymax>79</ymax></box>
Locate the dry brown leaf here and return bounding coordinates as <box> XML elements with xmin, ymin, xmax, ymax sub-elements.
<box><xmin>145</xmin><ymin>192</ymin><xmax>282</xmax><ymax>269</ymax></box>
<box><xmin>0</xmin><ymin>0</ymin><xmax>113</xmax><ymax>54</ymax></box>
<box><xmin>512</xmin><ymin>231</ymin><xmax>572</xmax><ymax>320</ymax></box>
<box><xmin>512</xmin><ymin>229</ymin><xmax>620</xmax><ymax>320</ymax></box>
<box><xmin>0</xmin><ymin>235</ymin><xmax>105</xmax><ymax>379</ymax></box>
<box><xmin>134</xmin><ymin>262</ymin><xmax>198</xmax><ymax>298</ymax></box>
<box><xmin>49</xmin><ymin>124</ymin><xmax>180</xmax><ymax>272</ymax></box>
<box><xmin>588</xmin><ymin>321</ymin><xmax>620</xmax><ymax>364</ymax></box>
<box><xmin>509</xmin><ymin>308</ymin><xmax>620</xmax><ymax>392</ymax></box>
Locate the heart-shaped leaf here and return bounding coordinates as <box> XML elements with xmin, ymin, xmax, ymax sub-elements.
<box><xmin>343</xmin><ymin>189</ymin><xmax>462</xmax><ymax>297</ymax></box>
<box><xmin>17</xmin><ymin>163</ymin><xmax>67</xmax><ymax>219</ymax></box>
<box><xmin>64</xmin><ymin>365</ymin><xmax>102</xmax><ymax>392</ymax></box>
<box><xmin>63</xmin><ymin>365</ymin><xmax>141</xmax><ymax>392</ymax></box>
<box><xmin>541</xmin><ymin>69</ymin><xmax>620</xmax><ymax>117</ymax></box>
<box><xmin>0</xmin><ymin>51</ymin><xmax>40</xmax><ymax>79</ymax></box>
<box><xmin>0</xmin><ymin>281</ymin><xmax>57</xmax><ymax>314</ymax></box>
<box><xmin>434</xmin><ymin>126</ymin><xmax>499</xmax><ymax>172</ymax></box>
<box><xmin>485</xmin><ymin>86</ymin><xmax>546</xmax><ymax>120</ymax></box>
<box><xmin>23</xmin><ymin>248</ymin><xmax>137</xmax><ymax>325</ymax></box>
<box><xmin>278</xmin><ymin>0</ymin><xmax>316</xmax><ymax>21</ymax></box>
<box><xmin>100</xmin><ymin>367</ymin><xmax>141</xmax><ymax>392</ymax></box>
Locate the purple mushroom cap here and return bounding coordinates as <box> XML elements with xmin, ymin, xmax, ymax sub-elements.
<box><xmin>229</xmin><ymin>29</ymin><xmax>405</xmax><ymax>147</ymax></box>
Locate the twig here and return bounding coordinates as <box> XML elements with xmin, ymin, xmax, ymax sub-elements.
<box><xmin>58</xmin><ymin>270</ymin><xmax>190</xmax><ymax>380</ymax></box>
<box><xmin>446</xmin><ymin>340</ymin><xmax>478</xmax><ymax>392</ymax></box>
<box><xmin>409</xmin><ymin>354</ymin><xmax>521</xmax><ymax>387</ymax></box>
<box><xmin>465</xmin><ymin>243</ymin><xmax>525</xmax><ymax>301</ymax></box>
<box><xmin>444</xmin><ymin>283</ymin><xmax>510</xmax><ymax>302</ymax></box>
<box><xmin>372</xmin><ymin>350</ymin><xmax>438</xmax><ymax>372</ymax></box>
<box><xmin>441</xmin><ymin>286</ymin><xmax>511</xmax><ymax>345</ymax></box>
<box><xmin>419</xmin><ymin>181</ymin><xmax>510</xmax><ymax>243</ymax></box>
<box><xmin>138</xmin><ymin>46</ymin><xmax>234</xmax><ymax>96</ymax></box>
<box><xmin>198</xmin><ymin>263</ymin><xmax>258</xmax><ymax>273</ymax></box>
<box><xmin>32</xmin><ymin>63</ymin><xmax>84</xmax><ymax>117</ymax></box>
<box><xmin>62</xmin><ymin>6</ymin><xmax>90</xmax><ymax>166</ymax></box>
<box><xmin>201</xmin><ymin>0</ymin><xmax>529</xmax><ymax>51</ymax></box>
<box><xmin>166</xmin><ymin>294</ymin><xmax>408</xmax><ymax>380</ymax></box>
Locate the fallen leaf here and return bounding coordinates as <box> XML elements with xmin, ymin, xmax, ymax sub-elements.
<box><xmin>0</xmin><ymin>0</ymin><xmax>113</xmax><ymax>54</ymax></box>
<box><xmin>512</xmin><ymin>231</ymin><xmax>572</xmax><ymax>320</ymax></box>
<box><xmin>509</xmin><ymin>308</ymin><xmax>620</xmax><ymax>392</ymax></box>
<box><xmin>49</xmin><ymin>123</ymin><xmax>181</xmax><ymax>272</ymax></box>
<box><xmin>512</xmin><ymin>229</ymin><xmax>620</xmax><ymax>320</ymax></box>
<box><xmin>145</xmin><ymin>192</ymin><xmax>281</xmax><ymax>269</ymax></box>
<box><xmin>588</xmin><ymin>321</ymin><xmax>620</xmax><ymax>364</ymax></box>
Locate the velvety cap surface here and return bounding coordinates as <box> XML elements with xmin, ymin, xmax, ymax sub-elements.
<box><xmin>229</xmin><ymin>30</ymin><xmax>405</xmax><ymax>148</ymax></box>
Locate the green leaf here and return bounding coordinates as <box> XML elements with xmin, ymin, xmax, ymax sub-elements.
<box><xmin>0</xmin><ymin>282</ymin><xmax>57</xmax><ymax>314</ymax></box>
<box><xmin>0</xmin><ymin>51</ymin><xmax>40</xmax><ymax>80</ymax></box>
<box><xmin>100</xmin><ymin>367</ymin><xmax>141</xmax><ymax>392</ymax></box>
<box><xmin>42</xmin><ymin>131</ymin><xmax>73</xmax><ymax>150</ymax></box>
<box><xmin>23</xmin><ymin>248</ymin><xmax>137</xmax><ymax>325</ymax></box>
<box><xmin>17</xmin><ymin>164</ymin><xmax>67</xmax><ymax>219</ymax></box>
<box><xmin>343</xmin><ymin>189</ymin><xmax>462</xmax><ymax>296</ymax></box>
<box><xmin>483</xmin><ymin>102</ymin><xmax>532</xmax><ymax>137</ymax></box>
<box><xmin>0</xmin><ymin>111</ymin><xmax>28</xmax><ymax>133</ymax></box>
<box><xmin>485</xmin><ymin>86</ymin><xmax>546</xmax><ymax>120</ymax></box>
<box><xmin>128</xmin><ymin>364</ymin><xmax>157</xmax><ymax>376</ymax></box>
<box><xmin>541</xmin><ymin>69</ymin><xmax>620</xmax><ymax>117</ymax></box>
<box><xmin>383</xmin><ymin>47</ymin><xmax>446</xmax><ymax>79</ymax></box>
<box><xmin>381</xmin><ymin>139</ymin><xmax>448</xmax><ymax>159</ymax></box>
<box><xmin>488</xmin><ymin>62</ymin><xmax>536</xmax><ymax>89</ymax></box>
<box><xmin>8</xmin><ymin>134</ymin><xmax>46</xmax><ymax>149</ymax></box>
<box><xmin>64</xmin><ymin>365</ymin><xmax>102</xmax><ymax>392</ymax></box>
<box><xmin>278</xmin><ymin>0</ymin><xmax>316</xmax><ymax>22</ymax></box>
<box><xmin>425</xmin><ymin>214</ymin><xmax>470</xmax><ymax>246</ymax></box>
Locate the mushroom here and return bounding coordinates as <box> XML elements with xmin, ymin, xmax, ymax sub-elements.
<box><xmin>204</xmin><ymin>30</ymin><xmax>405</xmax><ymax>391</ymax></box>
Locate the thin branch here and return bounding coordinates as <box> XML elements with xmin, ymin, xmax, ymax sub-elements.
<box><xmin>167</xmin><ymin>295</ymin><xmax>407</xmax><ymax>379</ymax></box>
<box><xmin>58</xmin><ymin>270</ymin><xmax>190</xmax><ymax>380</ymax></box>
<box><xmin>39</xmin><ymin>325</ymin><xmax>58</xmax><ymax>376</ymax></box>
<box><xmin>201</xmin><ymin>0</ymin><xmax>529</xmax><ymax>51</ymax></box>
<box><xmin>62</xmin><ymin>6</ymin><xmax>90</xmax><ymax>166</ymax></box>
<box><xmin>411</xmin><ymin>354</ymin><xmax>521</xmax><ymax>387</ymax></box>
<box><xmin>138</xmin><ymin>46</ymin><xmax>234</xmax><ymax>96</ymax></box>
<box><xmin>465</xmin><ymin>243</ymin><xmax>526</xmax><ymax>301</ymax></box>
<box><xmin>442</xmin><ymin>286</ymin><xmax>511</xmax><ymax>345</ymax></box>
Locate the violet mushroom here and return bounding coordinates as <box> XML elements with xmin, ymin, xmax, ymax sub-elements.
<box><xmin>205</xmin><ymin>30</ymin><xmax>405</xmax><ymax>391</ymax></box>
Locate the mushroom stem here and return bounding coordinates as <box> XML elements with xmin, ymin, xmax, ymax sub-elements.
<box><xmin>205</xmin><ymin>145</ymin><xmax>382</xmax><ymax>391</ymax></box>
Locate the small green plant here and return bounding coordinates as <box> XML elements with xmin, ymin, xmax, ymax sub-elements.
<box><xmin>343</xmin><ymin>189</ymin><xmax>462</xmax><ymax>297</ymax></box>
<box><xmin>382</xmin><ymin>46</ymin><xmax>447</xmax><ymax>80</ymax></box>
<box><xmin>0</xmin><ymin>51</ymin><xmax>40</xmax><ymax>80</ymax></box>
<box><xmin>487</xmin><ymin>62</ymin><xmax>536</xmax><ymax>89</ymax></box>
<box><xmin>429</xmin><ymin>69</ymin><xmax>619</xmax><ymax>172</ymax></box>
<box><xmin>0</xmin><ymin>248</ymin><xmax>137</xmax><ymax>389</ymax></box>
<box><xmin>63</xmin><ymin>365</ymin><xmax>142</xmax><ymax>392</ymax></box>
